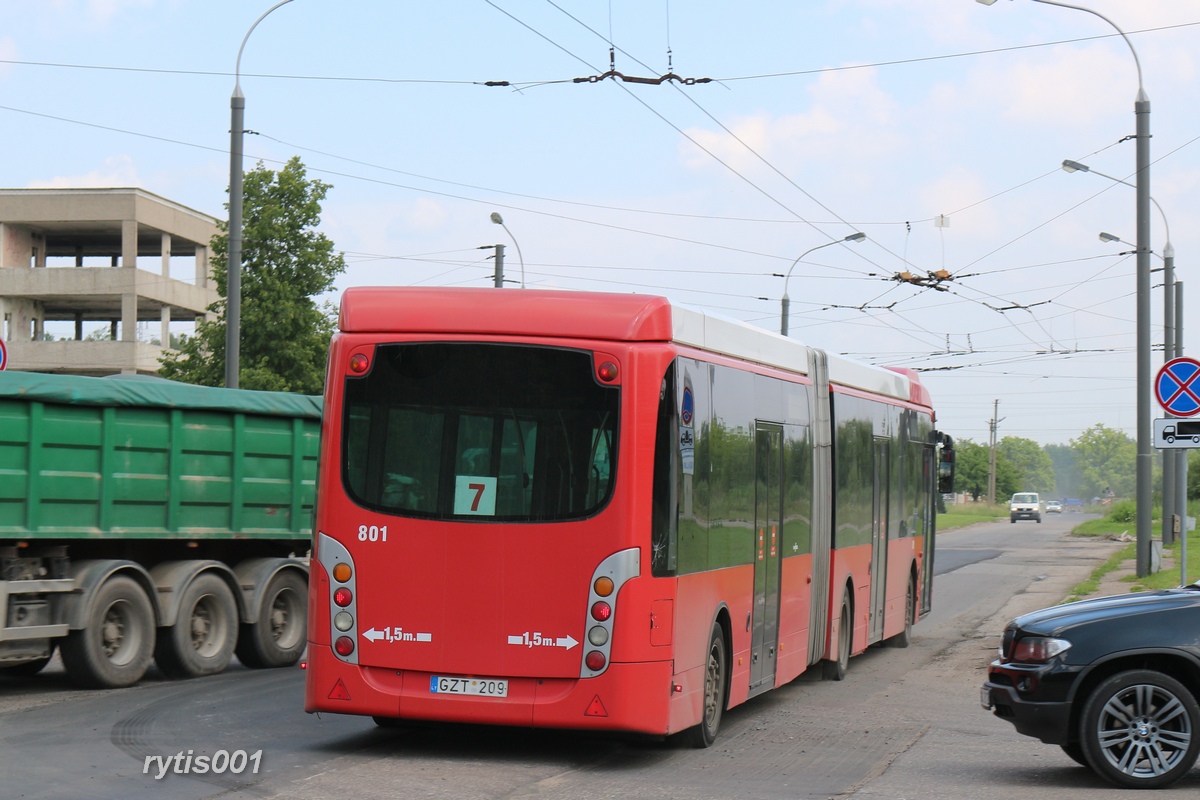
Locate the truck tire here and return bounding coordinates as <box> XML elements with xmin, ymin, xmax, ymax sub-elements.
<box><xmin>235</xmin><ymin>570</ymin><xmax>307</xmax><ymax>668</ymax></box>
<box><xmin>154</xmin><ymin>573</ymin><xmax>238</xmax><ymax>678</ymax></box>
<box><xmin>60</xmin><ymin>575</ymin><xmax>155</xmax><ymax>688</ymax></box>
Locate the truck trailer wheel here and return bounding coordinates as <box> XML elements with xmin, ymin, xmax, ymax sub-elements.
<box><xmin>235</xmin><ymin>570</ymin><xmax>307</xmax><ymax>668</ymax></box>
<box><xmin>155</xmin><ymin>573</ymin><xmax>238</xmax><ymax>678</ymax></box>
<box><xmin>60</xmin><ymin>576</ymin><xmax>155</xmax><ymax>689</ymax></box>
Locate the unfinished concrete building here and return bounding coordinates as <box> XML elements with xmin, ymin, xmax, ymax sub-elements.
<box><xmin>0</xmin><ymin>188</ymin><xmax>220</xmax><ymax>376</ymax></box>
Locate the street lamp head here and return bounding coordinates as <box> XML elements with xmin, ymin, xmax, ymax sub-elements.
<box><xmin>1099</xmin><ymin>232</ymin><xmax>1122</xmax><ymax>244</ymax></box>
<box><xmin>490</xmin><ymin>212</ymin><xmax>504</xmax><ymax>225</ymax></box>
<box><xmin>844</xmin><ymin>232</ymin><xmax>867</xmax><ymax>243</ymax></box>
<box><xmin>1061</xmin><ymin>159</ymin><xmax>1090</xmax><ymax>173</ymax></box>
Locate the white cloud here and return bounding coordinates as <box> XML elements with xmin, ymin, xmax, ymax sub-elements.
<box><xmin>680</xmin><ymin>67</ymin><xmax>903</xmax><ymax>176</ymax></box>
<box><xmin>27</xmin><ymin>155</ymin><xmax>142</xmax><ymax>188</ymax></box>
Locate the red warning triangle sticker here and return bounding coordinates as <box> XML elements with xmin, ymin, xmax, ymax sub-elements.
<box><xmin>328</xmin><ymin>678</ymin><xmax>352</xmax><ymax>701</ymax></box>
<box><xmin>584</xmin><ymin>695</ymin><xmax>608</xmax><ymax>717</ymax></box>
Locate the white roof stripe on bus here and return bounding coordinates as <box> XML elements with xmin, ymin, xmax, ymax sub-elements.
<box><xmin>670</xmin><ymin>303</ymin><xmax>911</xmax><ymax>402</ymax></box>
<box><xmin>825</xmin><ymin>352</ymin><xmax>911</xmax><ymax>402</ymax></box>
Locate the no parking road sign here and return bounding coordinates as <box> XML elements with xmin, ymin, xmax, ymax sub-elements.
<box><xmin>1155</xmin><ymin>357</ymin><xmax>1200</xmax><ymax>417</ymax></box>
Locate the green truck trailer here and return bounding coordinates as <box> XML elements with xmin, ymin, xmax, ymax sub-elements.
<box><xmin>0</xmin><ymin>371</ymin><xmax>321</xmax><ymax>688</ymax></box>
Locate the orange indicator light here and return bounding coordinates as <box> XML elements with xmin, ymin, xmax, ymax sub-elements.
<box><xmin>332</xmin><ymin>563</ymin><xmax>352</xmax><ymax>583</ymax></box>
<box><xmin>594</xmin><ymin>576</ymin><xmax>614</xmax><ymax>597</ymax></box>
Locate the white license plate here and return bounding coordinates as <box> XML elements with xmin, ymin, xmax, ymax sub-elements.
<box><xmin>430</xmin><ymin>675</ymin><xmax>509</xmax><ymax>697</ymax></box>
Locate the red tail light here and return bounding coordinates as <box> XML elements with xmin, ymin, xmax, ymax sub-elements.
<box><xmin>334</xmin><ymin>636</ymin><xmax>355</xmax><ymax>656</ymax></box>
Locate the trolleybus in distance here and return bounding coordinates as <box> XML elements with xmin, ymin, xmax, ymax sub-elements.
<box><xmin>305</xmin><ymin>287</ymin><xmax>954</xmax><ymax>746</ymax></box>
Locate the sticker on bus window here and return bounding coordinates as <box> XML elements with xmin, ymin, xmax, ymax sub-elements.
<box><xmin>454</xmin><ymin>476</ymin><xmax>497</xmax><ymax>515</ymax></box>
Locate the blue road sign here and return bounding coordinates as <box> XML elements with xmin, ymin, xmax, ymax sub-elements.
<box><xmin>1156</xmin><ymin>357</ymin><xmax>1200</xmax><ymax>417</ymax></box>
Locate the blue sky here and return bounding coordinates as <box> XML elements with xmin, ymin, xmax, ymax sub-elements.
<box><xmin>3</xmin><ymin>0</ymin><xmax>1199</xmax><ymax>448</ymax></box>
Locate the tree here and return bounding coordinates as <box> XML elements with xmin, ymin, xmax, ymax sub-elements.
<box><xmin>997</xmin><ymin>436</ymin><xmax>1056</xmax><ymax>494</ymax></box>
<box><xmin>159</xmin><ymin>157</ymin><xmax>345</xmax><ymax>394</ymax></box>
<box><xmin>1071</xmin><ymin>424</ymin><xmax>1137</xmax><ymax>499</ymax></box>
<box><xmin>1045</xmin><ymin>443</ymin><xmax>1086</xmax><ymax>499</ymax></box>
<box><xmin>953</xmin><ymin>439</ymin><xmax>989</xmax><ymax>501</ymax></box>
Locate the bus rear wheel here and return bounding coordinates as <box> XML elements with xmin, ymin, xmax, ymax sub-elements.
<box><xmin>683</xmin><ymin>623</ymin><xmax>727</xmax><ymax>748</ymax></box>
<box><xmin>886</xmin><ymin>576</ymin><xmax>915</xmax><ymax>648</ymax></box>
<box><xmin>823</xmin><ymin>598</ymin><xmax>851</xmax><ymax>681</ymax></box>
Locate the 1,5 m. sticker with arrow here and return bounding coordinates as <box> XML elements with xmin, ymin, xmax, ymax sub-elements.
<box><xmin>507</xmin><ymin>631</ymin><xmax>579</xmax><ymax>650</ymax></box>
<box><xmin>362</xmin><ymin>626</ymin><xmax>432</xmax><ymax>643</ymax></box>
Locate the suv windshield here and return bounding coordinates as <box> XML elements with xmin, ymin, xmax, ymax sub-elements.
<box><xmin>1012</xmin><ymin>494</ymin><xmax>1038</xmax><ymax>504</ymax></box>
<box><xmin>342</xmin><ymin>342</ymin><xmax>619</xmax><ymax>522</ymax></box>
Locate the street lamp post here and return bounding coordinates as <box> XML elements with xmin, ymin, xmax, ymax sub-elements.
<box><xmin>226</xmin><ymin>0</ymin><xmax>295</xmax><ymax>389</ymax></box>
<box><xmin>780</xmin><ymin>232</ymin><xmax>866</xmax><ymax>336</ymax></box>
<box><xmin>979</xmin><ymin>0</ymin><xmax>1154</xmax><ymax>577</ymax></box>
<box><xmin>1065</xmin><ymin>159</ymin><xmax>1178</xmax><ymax>543</ymax></box>
<box><xmin>490</xmin><ymin>212</ymin><xmax>525</xmax><ymax>289</ymax></box>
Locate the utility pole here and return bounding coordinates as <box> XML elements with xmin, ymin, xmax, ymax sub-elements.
<box><xmin>987</xmin><ymin>399</ymin><xmax>1005</xmax><ymax>505</ymax></box>
<box><xmin>478</xmin><ymin>243</ymin><xmax>505</xmax><ymax>288</ymax></box>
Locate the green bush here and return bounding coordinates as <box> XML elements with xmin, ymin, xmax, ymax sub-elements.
<box><xmin>1107</xmin><ymin>499</ymin><xmax>1137</xmax><ymax>523</ymax></box>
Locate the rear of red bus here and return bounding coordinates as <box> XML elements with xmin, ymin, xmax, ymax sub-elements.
<box><xmin>304</xmin><ymin>288</ymin><xmax>684</xmax><ymax>735</ymax></box>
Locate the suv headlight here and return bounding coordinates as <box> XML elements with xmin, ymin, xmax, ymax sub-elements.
<box><xmin>1011</xmin><ymin>636</ymin><xmax>1071</xmax><ymax>663</ymax></box>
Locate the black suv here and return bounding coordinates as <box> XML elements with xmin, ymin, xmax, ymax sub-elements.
<box><xmin>981</xmin><ymin>586</ymin><xmax>1200</xmax><ymax>789</ymax></box>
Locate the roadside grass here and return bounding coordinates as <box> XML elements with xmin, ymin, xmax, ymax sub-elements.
<box><xmin>937</xmin><ymin>503</ymin><xmax>1007</xmax><ymax>532</ymax></box>
<box><xmin>1062</xmin><ymin>541</ymin><xmax>1137</xmax><ymax>603</ymax></box>
<box><xmin>1127</xmin><ymin>526</ymin><xmax>1200</xmax><ymax>591</ymax></box>
<box><xmin>1064</xmin><ymin>502</ymin><xmax>1200</xmax><ymax>600</ymax></box>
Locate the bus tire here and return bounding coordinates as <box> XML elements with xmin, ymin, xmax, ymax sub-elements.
<box><xmin>822</xmin><ymin>598</ymin><xmax>851</xmax><ymax>681</ymax></box>
<box><xmin>60</xmin><ymin>575</ymin><xmax>155</xmax><ymax>689</ymax></box>
<box><xmin>154</xmin><ymin>573</ymin><xmax>238</xmax><ymax>678</ymax></box>
<box><xmin>235</xmin><ymin>570</ymin><xmax>308</xmax><ymax>669</ymax></box>
<box><xmin>886</xmin><ymin>576</ymin><xmax>915</xmax><ymax>648</ymax></box>
<box><xmin>683</xmin><ymin>622</ymin><xmax>727</xmax><ymax>748</ymax></box>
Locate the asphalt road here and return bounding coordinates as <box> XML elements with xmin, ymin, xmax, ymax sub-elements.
<box><xmin>5</xmin><ymin>514</ymin><xmax>1193</xmax><ymax>799</ymax></box>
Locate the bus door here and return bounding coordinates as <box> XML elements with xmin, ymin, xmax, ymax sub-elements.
<box><xmin>869</xmin><ymin>438</ymin><xmax>890</xmax><ymax>642</ymax></box>
<box><xmin>921</xmin><ymin>445</ymin><xmax>936</xmax><ymax>615</ymax></box>
<box><xmin>750</xmin><ymin>422</ymin><xmax>783</xmax><ymax>696</ymax></box>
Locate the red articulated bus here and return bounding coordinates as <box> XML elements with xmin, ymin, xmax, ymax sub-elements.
<box><xmin>305</xmin><ymin>287</ymin><xmax>954</xmax><ymax>745</ymax></box>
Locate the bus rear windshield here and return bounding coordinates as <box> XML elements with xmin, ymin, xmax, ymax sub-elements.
<box><xmin>342</xmin><ymin>342</ymin><xmax>619</xmax><ymax>522</ymax></box>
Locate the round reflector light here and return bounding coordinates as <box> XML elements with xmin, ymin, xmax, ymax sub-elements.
<box><xmin>332</xmin><ymin>563</ymin><xmax>352</xmax><ymax>583</ymax></box>
<box><xmin>349</xmin><ymin>353</ymin><xmax>370</xmax><ymax>374</ymax></box>
<box><xmin>334</xmin><ymin>612</ymin><xmax>354</xmax><ymax>632</ymax></box>
<box><xmin>585</xmin><ymin>650</ymin><xmax>606</xmax><ymax>671</ymax></box>
<box><xmin>593</xmin><ymin>576</ymin><xmax>614</xmax><ymax>597</ymax></box>
<box><xmin>334</xmin><ymin>636</ymin><xmax>355</xmax><ymax>656</ymax></box>
<box><xmin>597</xmin><ymin>361</ymin><xmax>618</xmax><ymax>382</ymax></box>
<box><xmin>588</xmin><ymin>626</ymin><xmax>609</xmax><ymax>646</ymax></box>
<box><xmin>333</xmin><ymin>587</ymin><xmax>353</xmax><ymax>607</ymax></box>
<box><xmin>591</xmin><ymin>601</ymin><xmax>612</xmax><ymax>622</ymax></box>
